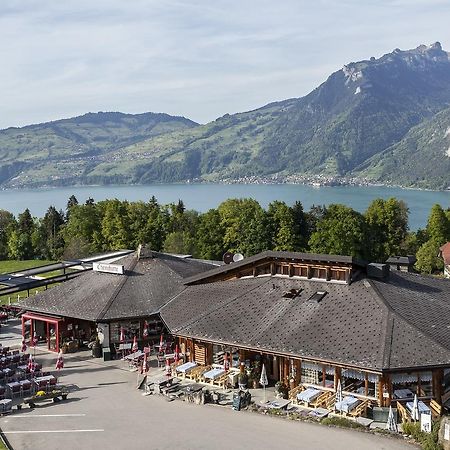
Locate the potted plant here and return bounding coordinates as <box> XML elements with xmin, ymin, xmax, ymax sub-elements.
<box><xmin>238</xmin><ymin>371</ymin><xmax>248</xmax><ymax>389</ymax></box>
<box><xmin>274</xmin><ymin>381</ymin><xmax>288</xmax><ymax>399</ymax></box>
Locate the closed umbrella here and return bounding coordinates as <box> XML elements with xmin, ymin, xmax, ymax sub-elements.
<box><xmin>142</xmin><ymin>321</ymin><xmax>149</xmax><ymax>338</ymax></box>
<box><xmin>411</xmin><ymin>394</ymin><xmax>420</xmax><ymax>421</ymax></box>
<box><xmin>259</xmin><ymin>363</ymin><xmax>268</xmax><ymax>403</ymax></box>
<box><xmin>141</xmin><ymin>350</ymin><xmax>148</xmax><ymax>374</ymax></box>
<box><xmin>335</xmin><ymin>379</ymin><xmax>343</xmax><ymax>411</ymax></box>
<box><xmin>119</xmin><ymin>327</ymin><xmax>125</xmax><ymax>343</ymax></box>
<box><xmin>174</xmin><ymin>344</ymin><xmax>180</xmax><ymax>363</ymax></box>
<box><xmin>159</xmin><ymin>334</ymin><xmax>164</xmax><ymax>354</ymax></box>
<box><xmin>55</xmin><ymin>351</ymin><xmax>64</xmax><ymax>370</ymax></box>
<box><xmin>21</xmin><ymin>337</ymin><xmax>27</xmax><ymax>353</ymax></box>
<box><xmin>386</xmin><ymin>405</ymin><xmax>398</xmax><ymax>432</ymax></box>
<box><xmin>223</xmin><ymin>352</ymin><xmax>230</xmax><ymax>372</ymax></box>
<box><xmin>27</xmin><ymin>354</ymin><xmax>34</xmax><ymax>373</ymax></box>
<box><xmin>132</xmin><ymin>335</ymin><xmax>138</xmax><ymax>353</ymax></box>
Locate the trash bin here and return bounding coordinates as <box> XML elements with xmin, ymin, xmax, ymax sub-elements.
<box><xmin>92</xmin><ymin>342</ymin><xmax>102</xmax><ymax>358</ymax></box>
<box><xmin>232</xmin><ymin>392</ymin><xmax>242</xmax><ymax>411</ymax></box>
<box><xmin>103</xmin><ymin>348</ymin><xmax>111</xmax><ymax>361</ymax></box>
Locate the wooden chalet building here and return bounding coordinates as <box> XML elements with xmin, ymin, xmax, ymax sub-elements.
<box><xmin>159</xmin><ymin>251</ymin><xmax>450</xmax><ymax>412</ymax></box>
<box><xmin>18</xmin><ymin>249</ymin><xmax>217</xmax><ymax>353</ymax></box>
<box><xmin>19</xmin><ymin>248</ymin><xmax>450</xmax><ymax>414</ymax></box>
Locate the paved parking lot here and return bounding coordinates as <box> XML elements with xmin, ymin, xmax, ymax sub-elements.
<box><xmin>0</xmin><ymin>347</ymin><xmax>415</xmax><ymax>450</ymax></box>
<box><xmin>1</xmin><ymin>320</ymin><xmax>412</xmax><ymax>450</ymax></box>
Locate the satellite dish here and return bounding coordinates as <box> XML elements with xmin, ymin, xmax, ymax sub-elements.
<box><xmin>233</xmin><ymin>253</ymin><xmax>244</xmax><ymax>262</ymax></box>
<box><xmin>223</xmin><ymin>252</ymin><xmax>234</xmax><ymax>265</ymax></box>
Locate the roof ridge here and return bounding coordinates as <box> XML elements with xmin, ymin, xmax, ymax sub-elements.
<box><xmin>367</xmin><ymin>278</ymin><xmax>450</xmax><ymax>368</ymax></box>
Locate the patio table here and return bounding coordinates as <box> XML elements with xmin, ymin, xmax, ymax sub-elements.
<box><xmin>394</xmin><ymin>388</ymin><xmax>414</xmax><ymax>399</ymax></box>
<box><xmin>265</xmin><ymin>399</ymin><xmax>291</xmax><ymax>410</ymax></box>
<box><xmin>335</xmin><ymin>395</ymin><xmax>360</xmax><ymax>413</ymax></box>
<box><xmin>406</xmin><ymin>400</ymin><xmax>431</xmax><ymax>417</ymax></box>
<box><xmin>124</xmin><ymin>350</ymin><xmax>144</xmax><ymax>361</ymax></box>
<box><xmin>203</xmin><ymin>368</ymin><xmax>225</xmax><ymax>380</ymax></box>
<box><xmin>297</xmin><ymin>387</ymin><xmax>321</xmax><ymax>403</ymax></box>
<box><xmin>176</xmin><ymin>361</ymin><xmax>197</xmax><ymax>373</ymax></box>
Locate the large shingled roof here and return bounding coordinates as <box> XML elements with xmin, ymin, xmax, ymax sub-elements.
<box><xmin>19</xmin><ymin>252</ymin><xmax>216</xmax><ymax>321</ymax></box>
<box><xmin>161</xmin><ymin>270</ymin><xmax>450</xmax><ymax>372</ymax></box>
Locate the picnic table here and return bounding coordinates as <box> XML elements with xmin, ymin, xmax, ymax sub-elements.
<box><xmin>297</xmin><ymin>387</ymin><xmax>321</xmax><ymax>404</ymax></box>
<box><xmin>124</xmin><ymin>350</ymin><xmax>144</xmax><ymax>361</ymax></box>
<box><xmin>394</xmin><ymin>388</ymin><xmax>414</xmax><ymax>399</ymax></box>
<box><xmin>203</xmin><ymin>368</ymin><xmax>225</xmax><ymax>380</ymax></box>
<box><xmin>176</xmin><ymin>361</ymin><xmax>197</xmax><ymax>374</ymax></box>
<box><xmin>335</xmin><ymin>395</ymin><xmax>360</xmax><ymax>413</ymax></box>
<box><xmin>264</xmin><ymin>399</ymin><xmax>291</xmax><ymax>410</ymax></box>
<box><xmin>406</xmin><ymin>400</ymin><xmax>431</xmax><ymax>417</ymax></box>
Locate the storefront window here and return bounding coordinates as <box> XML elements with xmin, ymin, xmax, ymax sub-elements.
<box><xmin>111</xmin><ymin>320</ymin><xmax>141</xmax><ymax>342</ymax></box>
<box><xmin>301</xmin><ymin>362</ymin><xmax>323</xmax><ymax>385</ymax></box>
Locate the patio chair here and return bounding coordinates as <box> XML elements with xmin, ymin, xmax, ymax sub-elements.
<box><xmin>12</xmin><ymin>350</ymin><xmax>19</xmax><ymax>356</ymax></box>
<box><xmin>10</xmin><ymin>384</ymin><xmax>21</xmax><ymax>399</ymax></box>
<box><xmin>21</xmin><ymin>381</ymin><xmax>31</xmax><ymax>397</ymax></box>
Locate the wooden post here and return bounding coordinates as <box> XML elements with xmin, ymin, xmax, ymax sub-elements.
<box><xmin>365</xmin><ymin>372</ymin><xmax>369</xmax><ymax>397</ymax></box>
<box><xmin>334</xmin><ymin>367</ymin><xmax>341</xmax><ymax>390</ymax></box>
<box><xmin>378</xmin><ymin>375</ymin><xmax>384</xmax><ymax>407</ymax></box>
<box><xmin>322</xmin><ymin>365</ymin><xmax>326</xmax><ymax>387</ymax></box>
<box><xmin>432</xmin><ymin>369</ymin><xmax>443</xmax><ymax>403</ymax></box>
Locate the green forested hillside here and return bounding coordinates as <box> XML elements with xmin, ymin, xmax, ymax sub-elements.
<box><xmin>0</xmin><ymin>111</ymin><xmax>197</xmax><ymax>187</ymax></box>
<box><xmin>354</xmin><ymin>107</ymin><xmax>450</xmax><ymax>189</ymax></box>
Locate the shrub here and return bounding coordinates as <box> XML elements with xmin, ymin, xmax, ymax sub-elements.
<box><xmin>321</xmin><ymin>416</ymin><xmax>365</xmax><ymax>429</ymax></box>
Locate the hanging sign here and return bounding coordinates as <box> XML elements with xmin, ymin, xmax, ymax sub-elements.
<box><xmin>93</xmin><ymin>262</ymin><xmax>124</xmax><ymax>275</ymax></box>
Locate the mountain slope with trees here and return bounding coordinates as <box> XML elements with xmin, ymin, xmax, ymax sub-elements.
<box><xmin>1</xmin><ymin>43</ymin><xmax>450</xmax><ymax>189</ymax></box>
<box><xmin>0</xmin><ymin>111</ymin><xmax>198</xmax><ymax>187</ymax></box>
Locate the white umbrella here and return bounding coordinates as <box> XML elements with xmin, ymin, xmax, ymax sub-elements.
<box><xmin>386</xmin><ymin>405</ymin><xmax>398</xmax><ymax>432</ymax></box>
<box><xmin>411</xmin><ymin>394</ymin><xmax>420</xmax><ymax>421</ymax></box>
<box><xmin>259</xmin><ymin>364</ymin><xmax>268</xmax><ymax>403</ymax></box>
<box><xmin>335</xmin><ymin>379</ymin><xmax>343</xmax><ymax>411</ymax></box>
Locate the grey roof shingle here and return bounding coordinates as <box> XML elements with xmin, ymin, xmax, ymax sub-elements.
<box><xmin>161</xmin><ymin>271</ymin><xmax>450</xmax><ymax>372</ymax></box>
<box><xmin>19</xmin><ymin>252</ymin><xmax>215</xmax><ymax>322</ymax></box>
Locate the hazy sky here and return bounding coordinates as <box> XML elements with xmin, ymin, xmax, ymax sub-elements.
<box><xmin>1</xmin><ymin>0</ymin><xmax>450</xmax><ymax>129</ymax></box>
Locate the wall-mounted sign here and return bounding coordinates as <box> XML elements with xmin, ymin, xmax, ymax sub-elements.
<box><xmin>420</xmin><ymin>413</ymin><xmax>432</xmax><ymax>433</ymax></box>
<box><xmin>93</xmin><ymin>262</ymin><xmax>125</xmax><ymax>275</ymax></box>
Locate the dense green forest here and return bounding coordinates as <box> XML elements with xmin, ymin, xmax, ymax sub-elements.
<box><xmin>0</xmin><ymin>196</ymin><xmax>449</xmax><ymax>275</ymax></box>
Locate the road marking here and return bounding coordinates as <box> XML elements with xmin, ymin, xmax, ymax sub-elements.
<box><xmin>3</xmin><ymin>429</ymin><xmax>104</xmax><ymax>434</ymax></box>
<box><xmin>7</xmin><ymin>414</ymin><xmax>87</xmax><ymax>418</ymax></box>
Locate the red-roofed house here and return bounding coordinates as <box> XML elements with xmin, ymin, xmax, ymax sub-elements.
<box><xmin>439</xmin><ymin>242</ymin><xmax>450</xmax><ymax>278</ymax></box>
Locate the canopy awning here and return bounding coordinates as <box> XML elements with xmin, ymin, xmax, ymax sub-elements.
<box><xmin>22</xmin><ymin>312</ymin><xmax>64</xmax><ymax>325</ymax></box>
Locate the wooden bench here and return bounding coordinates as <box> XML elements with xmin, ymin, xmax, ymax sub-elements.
<box><xmin>312</xmin><ymin>391</ymin><xmax>332</xmax><ymax>408</ymax></box>
<box><xmin>396</xmin><ymin>401</ymin><xmax>411</xmax><ymax>423</ymax></box>
<box><xmin>430</xmin><ymin>399</ymin><xmax>442</xmax><ymax>418</ymax></box>
<box><xmin>288</xmin><ymin>385</ymin><xmax>304</xmax><ymax>403</ymax></box>
<box><xmin>349</xmin><ymin>399</ymin><xmax>372</xmax><ymax>417</ymax></box>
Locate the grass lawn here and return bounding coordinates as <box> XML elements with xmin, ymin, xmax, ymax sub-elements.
<box><xmin>0</xmin><ymin>259</ymin><xmax>57</xmax><ymax>306</ymax></box>
<box><xmin>0</xmin><ymin>259</ymin><xmax>55</xmax><ymax>274</ymax></box>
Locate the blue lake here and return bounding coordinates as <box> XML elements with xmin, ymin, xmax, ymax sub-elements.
<box><xmin>0</xmin><ymin>184</ymin><xmax>448</xmax><ymax>230</ymax></box>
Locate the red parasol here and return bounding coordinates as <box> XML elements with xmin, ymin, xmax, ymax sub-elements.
<box><xmin>55</xmin><ymin>351</ymin><xmax>64</xmax><ymax>370</ymax></box>
<box><xmin>119</xmin><ymin>327</ymin><xmax>125</xmax><ymax>343</ymax></box>
<box><xmin>132</xmin><ymin>335</ymin><xmax>138</xmax><ymax>353</ymax></box>
<box><xmin>21</xmin><ymin>337</ymin><xmax>27</xmax><ymax>353</ymax></box>
<box><xmin>174</xmin><ymin>344</ymin><xmax>180</xmax><ymax>362</ymax></box>
<box><xmin>142</xmin><ymin>321</ymin><xmax>149</xmax><ymax>338</ymax></box>
<box><xmin>223</xmin><ymin>352</ymin><xmax>230</xmax><ymax>372</ymax></box>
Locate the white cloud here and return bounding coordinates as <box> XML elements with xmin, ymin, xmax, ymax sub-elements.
<box><xmin>1</xmin><ymin>0</ymin><xmax>450</xmax><ymax>128</ymax></box>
